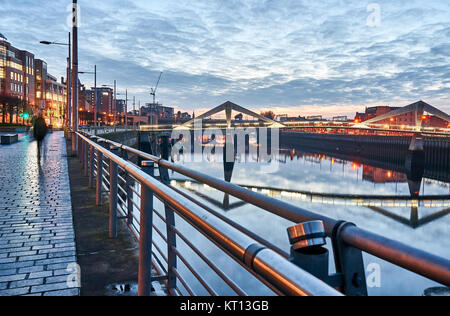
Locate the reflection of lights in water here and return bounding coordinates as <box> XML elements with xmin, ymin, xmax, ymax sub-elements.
<box><xmin>172</xmin><ymin>180</ymin><xmax>450</xmax><ymax>208</ymax></box>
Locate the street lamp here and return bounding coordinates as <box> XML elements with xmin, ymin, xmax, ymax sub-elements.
<box><xmin>39</xmin><ymin>33</ymin><xmax>71</xmax><ymax>133</ymax></box>
<box><xmin>79</xmin><ymin>65</ymin><xmax>97</xmax><ymax>132</ymax></box>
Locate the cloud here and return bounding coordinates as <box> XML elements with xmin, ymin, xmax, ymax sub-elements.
<box><xmin>0</xmin><ymin>0</ymin><xmax>449</xmax><ymax>116</ymax></box>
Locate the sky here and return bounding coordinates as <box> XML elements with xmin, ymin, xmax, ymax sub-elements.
<box><xmin>0</xmin><ymin>0</ymin><xmax>449</xmax><ymax>118</ymax></box>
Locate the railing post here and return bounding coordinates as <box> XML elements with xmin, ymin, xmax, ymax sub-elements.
<box><xmin>109</xmin><ymin>145</ymin><xmax>119</xmax><ymax>239</ymax></box>
<box><xmin>159</xmin><ymin>137</ymin><xmax>177</xmax><ymax>293</ymax></box>
<box><xmin>121</xmin><ymin>149</ymin><xmax>134</xmax><ymax>227</ymax></box>
<box><xmin>165</xmin><ymin>204</ymin><xmax>177</xmax><ymax>292</ymax></box>
<box><xmin>332</xmin><ymin>222</ymin><xmax>367</xmax><ymax>296</ymax></box>
<box><xmin>78</xmin><ymin>134</ymin><xmax>82</xmax><ymax>160</ymax></box>
<box><xmin>96</xmin><ymin>140</ymin><xmax>107</xmax><ymax>206</ymax></box>
<box><xmin>71</xmin><ymin>131</ymin><xmax>76</xmax><ymax>155</ymax></box>
<box><xmin>89</xmin><ymin>143</ymin><xmax>95</xmax><ymax>188</ymax></box>
<box><xmin>138</xmin><ymin>161</ymin><xmax>154</xmax><ymax>296</ymax></box>
<box><xmin>84</xmin><ymin>139</ymin><xmax>89</xmax><ymax>177</ymax></box>
<box><xmin>96</xmin><ymin>149</ymin><xmax>103</xmax><ymax>206</ymax></box>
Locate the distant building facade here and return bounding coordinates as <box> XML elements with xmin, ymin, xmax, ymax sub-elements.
<box><xmin>116</xmin><ymin>99</ymin><xmax>126</xmax><ymax>114</ymax></box>
<box><xmin>43</xmin><ymin>74</ymin><xmax>67</xmax><ymax>127</ymax></box>
<box><xmin>142</xmin><ymin>103</ymin><xmax>174</xmax><ymax>119</ymax></box>
<box><xmin>90</xmin><ymin>87</ymin><xmax>113</xmax><ymax>115</ymax></box>
<box><xmin>0</xmin><ymin>33</ymin><xmax>36</xmax><ymax>120</ymax></box>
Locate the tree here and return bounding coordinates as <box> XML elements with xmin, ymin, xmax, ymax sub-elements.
<box><xmin>0</xmin><ymin>94</ymin><xmax>21</xmax><ymax>124</ymax></box>
<box><xmin>261</xmin><ymin>111</ymin><xmax>276</xmax><ymax>120</ymax></box>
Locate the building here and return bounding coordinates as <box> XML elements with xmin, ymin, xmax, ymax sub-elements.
<box><xmin>0</xmin><ymin>33</ymin><xmax>36</xmax><ymax>123</ymax></box>
<box><xmin>142</xmin><ymin>103</ymin><xmax>174</xmax><ymax>119</ymax></box>
<box><xmin>34</xmin><ymin>59</ymin><xmax>67</xmax><ymax>128</ymax></box>
<box><xmin>363</xmin><ymin>165</ymin><xmax>407</xmax><ymax>183</ymax></box>
<box><xmin>333</xmin><ymin>116</ymin><xmax>348</xmax><ymax>122</ymax></box>
<box><xmin>92</xmin><ymin>87</ymin><xmax>113</xmax><ymax>115</ymax></box>
<box><xmin>116</xmin><ymin>99</ymin><xmax>126</xmax><ymax>114</ymax></box>
<box><xmin>43</xmin><ymin>74</ymin><xmax>67</xmax><ymax>128</ymax></box>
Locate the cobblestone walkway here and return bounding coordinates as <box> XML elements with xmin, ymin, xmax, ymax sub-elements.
<box><xmin>0</xmin><ymin>131</ymin><xmax>79</xmax><ymax>296</ymax></box>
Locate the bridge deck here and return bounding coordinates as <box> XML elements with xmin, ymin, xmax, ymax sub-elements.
<box><xmin>0</xmin><ymin>131</ymin><xmax>79</xmax><ymax>296</ymax></box>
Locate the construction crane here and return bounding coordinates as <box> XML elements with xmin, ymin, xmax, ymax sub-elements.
<box><xmin>150</xmin><ymin>72</ymin><xmax>163</xmax><ymax>105</ymax></box>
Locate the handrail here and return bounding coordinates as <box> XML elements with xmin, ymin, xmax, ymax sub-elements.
<box><xmin>81</xmin><ymin>131</ymin><xmax>450</xmax><ymax>287</ymax></box>
<box><xmin>76</xmin><ymin>131</ymin><xmax>343</xmax><ymax>296</ymax></box>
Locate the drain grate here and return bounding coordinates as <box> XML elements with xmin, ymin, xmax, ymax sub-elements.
<box><xmin>106</xmin><ymin>282</ymin><xmax>139</xmax><ymax>296</ymax></box>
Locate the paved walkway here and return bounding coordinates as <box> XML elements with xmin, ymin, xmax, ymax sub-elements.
<box><xmin>0</xmin><ymin>131</ymin><xmax>79</xmax><ymax>296</ymax></box>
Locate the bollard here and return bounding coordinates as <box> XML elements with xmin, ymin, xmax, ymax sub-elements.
<box><xmin>109</xmin><ymin>145</ymin><xmax>120</xmax><ymax>239</ymax></box>
<box><xmin>287</xmin><ymin>221</ymin><xmax>330</xmax><ymax>282</ymax></box>
<box><xmin>138</xmin><ymin>161</ymin><xmax>155</xmax><ymax>296</ymax></box>
<box><xmin>287</xmin><ymin>220</ymin><xmax>368</xmax><ymax>296</ymax></box>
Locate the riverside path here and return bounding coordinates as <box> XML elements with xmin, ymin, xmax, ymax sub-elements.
<box><xmin>0</xmin><ymin>131</ymin><xmax>79</xmax><ymax>296</ymax></box>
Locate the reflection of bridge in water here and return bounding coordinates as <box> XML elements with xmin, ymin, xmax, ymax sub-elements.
<box><xmin>170</xmin><ymin>178</ymin><xmax>450</xmax><ymax>229</ymax></box>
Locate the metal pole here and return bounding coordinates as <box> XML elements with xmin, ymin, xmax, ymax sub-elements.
<box><xmin>138</xmin><ymin>161</ymin><xmax>154</xmax><ymax>296</ymax></box>
<box><xmin>125</xmin><ymin>89</ymin><xmax>128</xmax><ymax>131</ymax></box>
<box><xmin>109</xmin><ymin>146</ymin><xmax>119</xmax><ymax>238</ymax></box>
<box><xmin>84</xmin><ymin>140</ymin><xmax>88</xmax><ymax>177</ymax></box>
<box><xmin>94</xmin><ymin>65</ymin><xmax>97</xmax><ymax>133</ymax></box>
<box><xmin>96</xmin><ymin>149</ymin><xmax>103</xmax><ymax>206</ymax></box>
<box><xmin>113</xmin><ymin>80</ymin><xmax>117</xmax><ymax>132</ymax></box>
<box><xmin>72</xmin><ymin>0</ymin><xmax>79</xmax><ymax>152</ymax></box>
<box><xmin>89</xmin><ymin>144</ymin><xmax>94</xmax><ymax>188</ymax></box>
<box><xmin>68</xmin><ymin>32</ymin><xmax>71</xmax><ymax>129</ymax></box>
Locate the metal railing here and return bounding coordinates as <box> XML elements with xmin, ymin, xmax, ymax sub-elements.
<box><xmin>75</xmin><ymin>131</ymin><xmax>343</xmax><ymax>296</ymax></box>
<box><xmin>80</xmin><ymin>126</ymin><xmax>139</xmax><ymax>135</ymax></box>
<box><xmin>74</xmin><ymin>131</ymin><xmax>450</xmax><ymax>296</ymax></box>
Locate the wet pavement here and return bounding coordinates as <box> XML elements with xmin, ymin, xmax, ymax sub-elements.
<box><xmin>0</xmin><ymin>131</ymin><xmax>79</xmax><ymax>296</ymax></box>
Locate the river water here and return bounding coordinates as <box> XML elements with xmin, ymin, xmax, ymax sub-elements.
<box><xmin>158</xmin><ymin>140</ymin><xmax>450</xmax><ymax>296</ymax></box>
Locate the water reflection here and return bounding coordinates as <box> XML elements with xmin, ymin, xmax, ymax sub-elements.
<box><xmin>169</xmin><ymin>144</ymin><xmax>450</xmax><ymax>231</ymax></box>
<box><xmin>161</xmin><ymin>139</ymin><xmax>449</xmax><ymax>295</ymax></box>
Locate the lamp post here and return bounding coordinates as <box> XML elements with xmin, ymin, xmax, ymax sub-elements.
<box><xmin>72</xmin><ymin>0</ymin><xmax>79</xmax><ymax>152</ymax></box>
<box><xmin>39</xmin><ymin>32</ymin><xmax>71</xmax><ymax>134</ymax></box>
<box><xmin>79</xmin><ymin>65</ymin><xmax>97</xmax><ymax>133</ymax></box>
